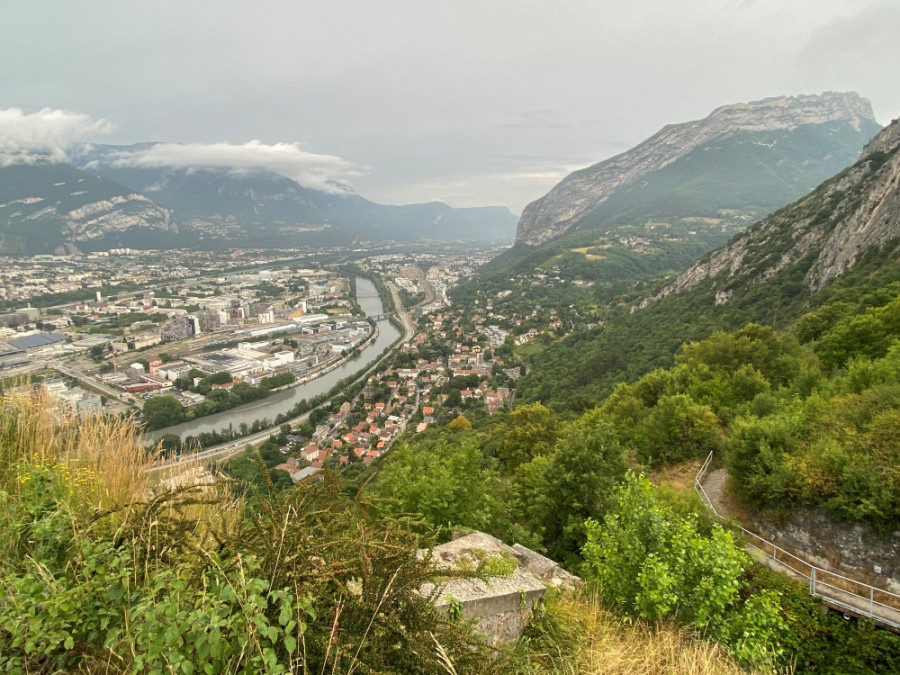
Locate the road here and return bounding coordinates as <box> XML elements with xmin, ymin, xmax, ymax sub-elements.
<box><xmin>51</xmin><ymin>363</ymin><xmax>141</xmax><ymax>407</ymax></box>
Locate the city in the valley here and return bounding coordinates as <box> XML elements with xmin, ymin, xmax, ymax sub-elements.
<box><xmin>0</xmin><ymin>245</ymin><xmax>525</xmax><ymax>484</ymax></box>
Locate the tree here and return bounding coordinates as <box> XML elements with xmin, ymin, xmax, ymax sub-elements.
<box><xmin>445</xmin><ymin>389</ymin><xmax>462</xmax><ymax>407</ymax></box>
<box><xmin>633</xmin><ymin>393</ymin><xmax>722</xmax><ymax>465</ymax></box>
<box><xmin>536</xmin><ymin>410</ymin><xmax>626</xmax><ymax>563</ymax></box>
<box><xmin>142</xmin><ymin>396</ymin><xmax>184</xmax><ymax>431</ymax></box>
<box><xmin>725</xmin><ymin>410</ymin><xmax>798</xmax><ymax>507</ymax></box>
<box><xmin>448</xmin><ymin>415</ymin><xmax>471</xmax><ymax>432</ymax></box>
<box><xmin>676</xmin><ymin>323</ymin><xmax>800</xmax><ymax>387</ymax></box>
<box><xmin>494</xmin><ymin>402</ymin><xmax>557</xmax><ymax>468</ymax></box>
<box><xmin>206</xmin><ymin>371</ymin><xmax>233</xmax><ymax>385</ymax></box>
<box><xmin>583</xmin><ymin>473</ymin><xmax>784</xmax><ymax>670</ymax></box>
<box><xmin>375</xmin><ymin>439</ymin><xmax>501</xmax><ymax>532</ymax></box>
<box><xmin>816</xmin><ymin>313</ymin><xmax>891</xmax><ymax>371</ymax></box>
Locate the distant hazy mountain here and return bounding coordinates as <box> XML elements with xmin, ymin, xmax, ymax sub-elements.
<box><xmin>0</xmin><ymin>146</ymin><xmax>517</xmax><ymax>254</ymax></box>
<box><xmin>0</xmin><ymin>162</ymin><xmax>176</xmax><ymax>255</ymax></box>
<box><xmin>516</xmin><ymin>92</ymin><xmax>881</xmax><ymax>246</ymax></box>
<box><xmin>80</xmin><ymin>146</ymin><xmax>518</xmax><ymax>246</ymax></box>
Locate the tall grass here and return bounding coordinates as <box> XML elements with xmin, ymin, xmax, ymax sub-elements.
<box><xmin>0</xmin><ymin>386</ymin><xmax>238</xmax><ymax>567</ymax></box>
<box><xmin>0</xmin><ymin>387</ymin><xmax>152</xmax><ymax>510</ymax></box>
<box><xmin>522</xmin><ymin>592</ymin><xmax>770</xmax><ymax>675</ymax></box>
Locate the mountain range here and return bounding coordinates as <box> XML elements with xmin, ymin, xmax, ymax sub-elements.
<box><xmin>637</xmin><ymin>114</ymin><xmax>900</xmax><ymax>309</ymax></box>
<box><xmin>513</xmin><ymin>112</ymin><xmax>900</xmax><ymax>407</ymax></box>
<box><xmin>0</xmin><ymin>149</ymin><xmax>518</xmax><ymax>254</ymax></box>
<box><xmin>515</xmin><ymin>92</ymin><xmax>881</xmax><ymax>247</ymax></box>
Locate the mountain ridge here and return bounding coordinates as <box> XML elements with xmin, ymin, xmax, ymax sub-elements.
<box><xmin>516</xmin><ymin>92</ymin><xmax>879</xmax><ymax>246</ymax></box>
<box><xmin>636</xmin><ymin>116</ymin><xmax>900</xmax><ymax>309</ymax></box>
<box><xmin>0</xmin><ymin>150</ymin><xmax>518</xmax><ymax>253</ymax></box>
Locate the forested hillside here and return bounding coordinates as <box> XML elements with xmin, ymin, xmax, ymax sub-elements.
<box><xmin>369</xmin><ymin>309</ymin><xmax>900</xmax><ymax>672</ymax></box>
<box><xmin>510</xmin><ymin>118</ymin><xmax>900</xmax><ymax>410</ymax></box>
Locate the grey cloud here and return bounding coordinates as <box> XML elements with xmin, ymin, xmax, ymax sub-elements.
<box><xmin>0</xmin><ymin>108</ymin><xmax>113</xmax><ymax>166</ymax></box>
<box><xmin>104</xmin><ymin>141</ymin><xmax>365</xmax><ymax>194</ymax></box>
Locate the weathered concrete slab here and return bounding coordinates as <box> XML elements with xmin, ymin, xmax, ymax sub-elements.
<box><xmin>418</xmin><ymin>531</ymin><xmax>580</xmax><ymax>645</ymax></box>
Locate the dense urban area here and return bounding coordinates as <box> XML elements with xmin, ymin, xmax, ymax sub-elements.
<box><xmin>0</xmin><ymin>246</ymin><xmax>534</xmax><ymax>485</ymax></box>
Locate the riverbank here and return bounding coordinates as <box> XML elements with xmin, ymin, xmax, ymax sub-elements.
<box><xmin>145</xmin><ymin>277</ymin><xmax>403</xmax><ymax>444</ymax></box>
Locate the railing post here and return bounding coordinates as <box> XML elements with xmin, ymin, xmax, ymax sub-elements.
<box><xmin>811</xmin><ymin>568</ymin><xmax>816</xmax><ymax>596</ymax></box>
<box><xmin>870</xmin><ymin>586</ymin><xmax>874</xmax><ymax>617</ymax></box>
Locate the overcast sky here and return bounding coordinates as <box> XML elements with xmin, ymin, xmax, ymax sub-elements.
<box><xmin>1</xmin><ymin>0</ymin><xmax>898</xmax><ymax>214</ymax></box>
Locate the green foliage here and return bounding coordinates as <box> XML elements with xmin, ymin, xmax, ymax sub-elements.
<box><xmin>725</xmin><ymin>410</ymin><xmax>799</xmax><ymax>508</ymax></box>
<box><xmin>259</xmin><ymin>371</ymin><xmax>295</xmax><ymax>390</ymax></box>
<box><xmin>492</xmin><ymin>402</ymin><xmax>557</xmax><ymax>468</ymax></box>
<box><xmin>676</xmin><ymin>324</ymin><xmax>802</xmax><ymax>387</ymax></box>
<box><xmin>0</xmin><ymin>452</ymin><xmax>503</xmax><ymax>674</ymax></box>
<box><xmin>632</xmin><ymin>393</ymin><xmax>722</xmax><ymax>465</ymax></box>
<box><xmin>142</xmin><ymin>394</ymin><xmax>185</xmax><ymax>431</ymax></box>
<box><xmin>744</xmin><ymin>565</ymin><xmax>900</xmax><ymax>674</ymax></box>
<box><xmin>475</xmin><ymin>552</ymin><xmax>518</xmax><ymax>578</ymax></box>
<box><xmin>206</xmin><ymin>370</ymin><xmax>234</xmax><ymax>385</ymax></box>
<box><xmin>534</xmin><ymin>410</ymin><xmax>627</xmax><ymax>564</ymax></box>
<box><xmin>374</xmin><ymin>438</ymin><xmax>502</xmax><ymax>533</ymax></box>
<box><xmin>582</xmin><ymin>474</ymin><xmax>785</xmax><ymax>670</ymax></box>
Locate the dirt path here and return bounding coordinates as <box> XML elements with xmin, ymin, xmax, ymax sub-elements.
<box><xmin>701</xmin><ymin>468</ymin><xmax>729</xmax><ymax>518</ymax></box>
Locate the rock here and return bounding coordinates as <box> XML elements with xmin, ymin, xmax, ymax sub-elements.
<box><xmin>635</xmin><ymin>116</ymin><xmax>900</xmax><ymax>309</ymax></box>
<box><xmin>417</xmin><ymin>531</ymin><xmax>581</xmax><ymax>646</ymax></box>
<box><xmin>750</xmin><ymin>507</ymin><xmax>900</xmax><ymax>594</ymax></box>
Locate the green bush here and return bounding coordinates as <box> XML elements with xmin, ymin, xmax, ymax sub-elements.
<box><xmin>582</xmin><ymin>473</ymin><xmax>785</xmax><ymax>670</ymax></box>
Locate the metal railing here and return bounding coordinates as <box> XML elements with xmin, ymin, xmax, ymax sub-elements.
<box><xmin>694</xmin><ymin>452</ymin><xmax>900</xmax><ymax>631</ymax></box>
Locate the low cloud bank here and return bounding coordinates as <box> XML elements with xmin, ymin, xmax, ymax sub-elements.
<box><xmin>0</xmin><ymin>108</ymin><xmax>113</xmax><ymax>166</ymax></box>
<box><xmin>0</xmin><ymin>107</ymin><xmax>362</xmax><ymax>193</ymax></box>
<box><xmin>105</xmin><ymin>140</ymin><xmax>364</xmax><ymax>194</ymax></box>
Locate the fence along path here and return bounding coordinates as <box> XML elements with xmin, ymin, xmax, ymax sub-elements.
<box><xmin>694</xmin><ymin>452</ymin><xmax>900</xmax><ymax>632</ymax></box>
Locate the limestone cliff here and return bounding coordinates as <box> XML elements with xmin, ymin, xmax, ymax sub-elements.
<box><xmin>516</xmin><ymin>92</ymin><xmax>877</xmax><ymax>246</ymax></box>
<box><xmin>0</xmin><ymin>162</ymin><xmax>174</xmax><ymax>254</ymax></box>
<box><xmin>635</xmin><ymin>117</ymin><xmax>900</xmax><ymax>309</ymax></box>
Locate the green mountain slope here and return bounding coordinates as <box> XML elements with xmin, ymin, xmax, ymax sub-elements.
<box><xmin>513</xmin><ymin>118</ymin><xmax>900</xmax><ymax>410</ymax></box>
<box><xmin>516</xmin><ymin>92</ymin><xmax>879</xmax><ymax>247</ymax></box>
<box><xmin>484</xmin><ymin>117</ymin><xmax>881</xmax><ymax>284</ymax></box>
<box><xmin>576</xmin><ymin>118</ymin><xmax>883</xmax><ymax>228</ymax></box>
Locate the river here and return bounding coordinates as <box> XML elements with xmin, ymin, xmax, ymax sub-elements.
<box><xmin>146</xmin><ymin>277</ymin><xmax>400</xmax><ymax>441</ymax></box>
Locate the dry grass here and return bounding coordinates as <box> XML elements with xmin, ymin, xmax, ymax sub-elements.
<box><xmin>647</xmin><ymin>459</ymin><xmax>703</xmax><ymax>495</ymax></box>
<box><xmin>528</xmin><ymin>592</ymin><xmax>757</xmax><ymax>675</ymax></box>
<box><xmin>0</xmin><ymin>387</ymin><xmax>238</xmax><ymax>535</ymax></box>
<box><xmin>570</xmin><ymin>246</ymin><xmax>608</xmax><ymax>260</ymax></box>
<box><xmin>0</xmin><ymin>388</ymin><xmax>153</xmax><ymax>510</ymax></box>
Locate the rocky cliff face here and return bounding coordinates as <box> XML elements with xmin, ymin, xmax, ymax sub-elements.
<box><xmin>65</xmin><ymin>193</ymin><xmax>173</xmax><ymax>242</ymax></box>
<box><xmin>516</xmin><ymin>92</ymin><xmax>877</xmax><ymax>246</ymax></box>
<box><xmin>0</xmin><ymin>163</ymin><xmax>175</xmax><ymax>254</ymax></box>
<box><xmin>635</xmin><ymin>117</ymin><xmax>900</xmax><ymax>309</ymax></box>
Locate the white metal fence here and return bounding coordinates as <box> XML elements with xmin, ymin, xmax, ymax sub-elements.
<box><xmin>694</xmin><ymin>452</ymin><xmax>900</xmax><ymax>631</ymax></box>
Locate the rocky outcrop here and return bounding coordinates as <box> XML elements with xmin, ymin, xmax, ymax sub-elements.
<box><xmin>65</xmin><ymin>193</ymin><xmax>173</xmax><ymax>241</ymax></box>
<box><xmin>417</xmin><ymin>531</ymin><xmax>580</xmax><ymax>646</ymax></box>
<box><xmin>0</xmin><ymin>162</ymin><xmax>175</xmax><ymax>254</ymax></box>
<box><xmin>516</xmin><ymin>92</ymin><xmax>877</xmax><ymax>246</ymax></box>
<box><xmin>635</xmin><ymin>117</ymin><xmax>900</xmax><ymax>310</ymax></box>
<box><xmin>750</xmin><ymin>507</ymin><xmax>900</xmax><ymax>594</ymax></box>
